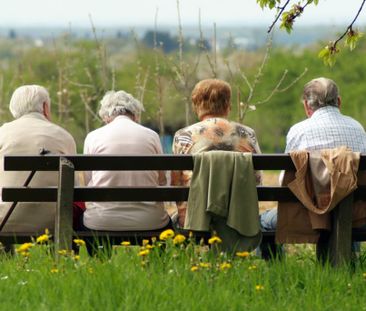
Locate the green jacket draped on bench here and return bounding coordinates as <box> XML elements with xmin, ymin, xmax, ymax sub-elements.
<box><xmin>184</xmin><ymin>151</ymin><xmax>262</xmax><ymax>253</ymax></box>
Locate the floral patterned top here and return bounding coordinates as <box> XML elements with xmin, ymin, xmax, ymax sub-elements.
<box><xmin>171</xmin><ymin>117</ymin><xmax>262</xmax><ymax>227</ymax></box>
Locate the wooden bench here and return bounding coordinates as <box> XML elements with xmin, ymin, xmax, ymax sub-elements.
<box><xmin>2</xmin><ymin>154</ymin><xmax>366</xmax><ymax>265</ymax></box>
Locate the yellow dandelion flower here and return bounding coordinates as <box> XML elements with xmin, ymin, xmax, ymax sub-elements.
<box><xmin>50</xmin><ymin>268</ymin><xmax>59</xmax><ymax>274</ymax></box>
<box><xmin>142</xmin><ymin>239</ymin><xmax>149</xmax><ymax>246</ymax></box>
<box><xmin>145</xmin><ymin>244</ymin><xmax>154</xmax><ymax>249</ymax></box>
<box><xmin>219</xmin><ymin>262</ymin><xmax>232</xmax><ymax>270</ymax></box>
<box><xmin>20</xmin><ymin>251</ymin><xmax>30</xmax><ymax>258</ymax></box>
<box><xmin>73</xmin><ymin>239</ymin><xmax>86</xmax><ymax>247</ymax></box>
<box><xmin>138</xmin><ymin>249</ymin><xmax>150</xmax><ymax>257</ymax></box>
<box><xmin>199</xmin><ymin>262</ymin><xmax>211</xmax><ymax>268</ymax></box>
<box><xmin>159</xmin><ymin>229</ymin><xmax>175</xmax><ymax>241</ymax></box>
<box><xmin>248</xmin><ymin>265</ymin><xmax>257</xmax><ymax>270</ymax></box>
<box><xmin>151</xmin><ymin>237</ymin><xmax>157</xmax><ymax>243</ymax></box>
<box><xmin>36</xmin><ymin>234</ymin><xmax>49</xmax><ymax>244</ymax></box>
<box><xmin>173</xmin><ymin>234</ymin><xmax>186</xmax><ymax>245</ymax></box>
<box><xmin>16</xmin><ymin>243</ymin><xmax>34</xmax><ymax>253</ymax></box>
<box><xmin>255</xmin><ymin>285</ymin><xmax>264</xmax><ymax>291</ymax></box>
<box><xmin>191</xmin><ymin>265</ymin><xmax>199</xmax><ymax>272</ymax></box>
<box><xmin>236</xmin><ymin>251</ymin><xmax>250</xmax><ymax>258</ymax></box>
<box><xmin>58</xmin><ymin>250</ymin><xmax>68</xmax><ymax>256</ymax></box>
<box><xmin>121</xmin><ymin>241</ymin><xmax>131</xmax><ymax>246</ymax></box>
<box><xmin>73</xmin><ymin>255</ymin><xmax>80</xmax><ymax>261</ymax></box>
<box><xmin>208</xmin><ymin>236</ymin><xmax>222</xmax><ymax>245</ymax></box>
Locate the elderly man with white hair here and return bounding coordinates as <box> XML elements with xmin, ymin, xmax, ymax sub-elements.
<box><xmin>82</xmin><ymin>90</ymin><xmax>170</xmax><ymax>231</ymax></box>
<box><xmin>261</xmin><ymin>77</ymin><xmax>366</xmax><ymax>232</ymax></box>
<box><xmin>0</xmin><ymin>85</ymin><xmax>76</xmax><ymax>232</ymax></box>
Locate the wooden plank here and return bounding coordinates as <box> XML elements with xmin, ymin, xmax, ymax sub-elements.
<box><xmin>328</xmin><ymin>194</ymin><xmax>353</xmax><ymax>267</ymax></box>
<box><xmin>54</xmin><ymin>157</ymin><xmax>74</xmax><ymax>254</ymax></box>
<box><xmin>2</xmin><ymin>186</ymin><xmax>300</xmax><ymax>202</ymax></box>
<box><xmin>4</xmin><ymin>154</ymin><xmax>299</xmax><ymax>171</ymax></box>
<box><xmin>316</xmin><ymin>195</ymin><xmax>354</xmax><ymax>266</ymax></box>
<box><xmin>6</xmin><ymin>185</ymin><xmax>366</xmax><ymax>203</ymax></box>
<box><xmin>5</xmin><ymin>185</ymin><xmax>366</xmax><ymax>203</ymax></box>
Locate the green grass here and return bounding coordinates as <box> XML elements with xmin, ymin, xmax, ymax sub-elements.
<box><xmin>0</xmin><ymin>237</ymin><xmax>366</xmax><ymax>311</ymax></box>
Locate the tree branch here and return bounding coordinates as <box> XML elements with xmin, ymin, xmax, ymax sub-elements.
<box><xmin>333</xmin><ymin>0</ymin><xmax>366</xmax><ymax>48</ymax></box>
<box><xmin>267</xmin><ymin>0</ymin><xmax>291</xmax><ymax>33</ymax></box>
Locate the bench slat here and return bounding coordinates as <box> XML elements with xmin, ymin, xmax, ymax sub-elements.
<box><xmin>4</xmin><ymin>154</ymin><xmax>298</xmax><ymax>171</ymax></box>
<box><xmin>4</xmin><ymin>185</ymin><xmax>366</xmax><ymax>202</ymax></box>
<box><xmin>5</xmin><ymin>154</ymin><xmax>366</xmax><ymax>171</ymax></box>
<box><xmin>2</xmin><ymin>186</ymin><xmax>301</xmax><ymax>202</ymax></box>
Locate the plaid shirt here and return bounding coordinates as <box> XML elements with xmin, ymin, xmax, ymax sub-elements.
<box><xmin>286</xmin><ymin>106</ymin><xmax>366</xmax><ymax>153</ymax></box>
<box><xmin>172</xmin><ymin>117</ymin><xmax>262</xmax><ymax>227</ymax></box>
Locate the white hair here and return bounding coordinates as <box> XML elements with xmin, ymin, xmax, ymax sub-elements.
<box><xmin>9</xmin><ymin>85</ymin><xmax>50</xmax><ymax>119</ymax></box>
<box><xmin>98</xmin><ymin>90</ymin><xmax>144</xmax><ymax>121</ymax></box>
<box><xmin>303</xmin><ymin>77</ymin><xmax>339</xmax><ymax>111</ymax></box>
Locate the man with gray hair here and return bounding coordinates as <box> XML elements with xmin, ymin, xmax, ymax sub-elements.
<box><xmin>0</xmin><ymin>85</ymin><xmax>76</xmax><ymax>232</ymax></box>
<box><xmin>286</xmin><ymin>77</ymin><xmax>366</xmax><ymax>152</ymax></box>
<box><xmin>83</xmin><ymin>90</ymin><xmax>170</xmax><ymax>231</ymax></box>
<box><xmin>261</xmin><ymin>77</ymin><xmax>366</xmax><ymax>232</ymax></box>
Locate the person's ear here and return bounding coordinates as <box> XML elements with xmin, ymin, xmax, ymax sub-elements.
<box><xmin>303</xmin><ymin>100</ymin><xmax>313</xmax><ymax>117</ymax></box>
<box><xmin>337</xmin><ymin>96</ymin><xmax>341</xmax><ymax>109</ymax></box>
<box><xmin>226</xmin><ymin>104</ymin><xmax>231</xmax><ymax>115</ymax></box>
<box><xmin>42</xmin><ymin>102</ymin><xmax>51</xmax><ymax>121</ymax></box>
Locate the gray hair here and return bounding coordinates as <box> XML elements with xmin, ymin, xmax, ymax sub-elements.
<box><xmin>9</xmin><ymin>85</ymin><xmax>50</xmax><ymax>119</ymax></box>
<box><xmin>303</xmin><ymin>77</ymin><xmax>339</xmax><ymax>111</ymax></box>
<box><xmin>98</xmin><ymin>90</ymin><xmax>144</xmax><ymax>121</ymax></box>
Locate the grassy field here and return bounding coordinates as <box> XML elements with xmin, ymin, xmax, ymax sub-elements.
<box><xmin>1</xmin><ymin>232</ymin><xmax>366</xmax><ymax>311</ymax></box>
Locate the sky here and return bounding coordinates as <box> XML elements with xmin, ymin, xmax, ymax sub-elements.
<box><xmin>0</xmin><ymin>0</ymin><xmax>365</xmax><ymax>28</ymax></box>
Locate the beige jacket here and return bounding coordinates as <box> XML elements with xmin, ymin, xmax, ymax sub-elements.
<box><xmin>0</xmin><ymin>113</ymin><xmax>76</xmax><ymax>232</ymax></box>
<box><xmin>277</xmin><ymin>147</ymin><xmax>366</xmax><ymax>243</ymax></box>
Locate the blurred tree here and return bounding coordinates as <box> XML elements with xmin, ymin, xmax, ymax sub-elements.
<box><xmin>142</xmin><ymin>31</ymin><xmax>178</xmax><ymax>53</ymax></box>
<box><xmin>8</xmin><ymin>29</ymin><xmax>16</xmax><ymax>40</ymax></box>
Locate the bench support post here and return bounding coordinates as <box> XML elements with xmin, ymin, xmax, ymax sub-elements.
<box><xmin>316</xmin><ymin>194</ymin><xmax>353</xmax><ymax>267</ymax></box>
<box><xmin>55</xmin><ymin>157</ymin><xmax>74</xmax><ymax>254</ymax></box>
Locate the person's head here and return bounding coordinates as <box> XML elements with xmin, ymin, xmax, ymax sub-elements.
<box><xmin>9</xmin><ymin>85</ymin><xmax>51</xmax><ymax>120</ymax></box>
<box><xmin>191</xmin><ymin>79</ymin><xmax>231</xmax><ymax>120</ymax></box>
<box><xmin>98</xmin><ymin>90</ymin><xmax>144</xmax><ymax>123</ymax></box>
<box><xmin>302</xmin><ymin>77</ymin><xmax>341</xmax><ymax>117</ymax></box>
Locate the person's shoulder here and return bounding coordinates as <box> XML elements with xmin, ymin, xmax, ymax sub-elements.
<box><xmin>138</xmin><ymin>123</ymin><xmax>161</xmax><ymax>139</ymax></box>
<box><xmin>230</xmin><ymin>121</ymin><xmax>256</xmax><ymax>134</ymax></box>
<box><xmin>342</xmin><ymin>115</ymin><xmax>365</xmax><ymax>130</ymax></box>
<box><xmin>48</xmin><ymin>121</ymin><xmax>76</xmax><ymax>145</ymax></box>
<box><xmin>173</xmin><ymin>122</ymin><xmax>200</xmax><ymax>138</ymax></box>
<box><xmin>172</xmin><ymin>123</ymin><xmax>200</xmax><ymax>154</ymax></box>
<box><xmin>287</xmin><ymin>118</ymin><xmax>310</xmax><ymax>135</ymax></box>
<box><xmin>0</xmin><ymin>119</ymin><xmax>16</xmax><ymax>131</ymax></box>
<box><xmin>84</xmin><ymin>123</ymin><xmax>108</xmax><ymax>143</ymax></box>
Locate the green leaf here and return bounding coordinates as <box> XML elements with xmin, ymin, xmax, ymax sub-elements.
<box><xmin>256</xmin><ymin>0</ymin><xmax>279</xmax><ymax>9</ymax></box>
<box><xmin>318</xmin><ymin>47</ymin><xmax>330</xmax><ymax>59</ymax></box>
<box><xmin>318</xmin><ymin>45</ymin><xmax>339</xmax><ymax>67</ymax></box>
<box><xmin>256</xmin><ymin>0</ymin><xmax>264</xmax><ymax>9</ymax></box>
<box><xmin>345</xmin><ymin>30</ymin><xmax>364</xmax><ymax>51</ymax></box>
<box><xmin>268</xmin><ymin>0</ymin><xmax>277</xmax><ymax>9</ymax></box>
<box><xmin>280</xmin><ymin>12</ymin><xmax>294</xmax><ymax>34</ymax></box>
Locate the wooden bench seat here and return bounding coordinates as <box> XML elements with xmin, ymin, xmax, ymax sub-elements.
<box><xmin>2</xmin><ymin>154</ymin><xmax>366</xmax><ymax>265</ymax></box>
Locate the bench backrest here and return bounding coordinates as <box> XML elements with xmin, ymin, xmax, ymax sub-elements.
<box><xmin>2</xmin><ymin>154</ymin><xmax>366</xmax><ymax>265</ymax></box>
<box><xmin>3</xmin><ymin>154</ymin><xmax>366</xmax><ymax>201</ymax></box>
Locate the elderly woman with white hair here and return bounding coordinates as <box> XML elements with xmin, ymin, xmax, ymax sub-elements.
<box><xmin>82</xmin><ymin>90</ymin><xmax>170</xmax><ymax>231</ymax></box>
